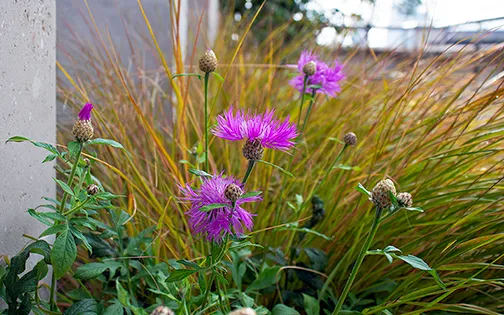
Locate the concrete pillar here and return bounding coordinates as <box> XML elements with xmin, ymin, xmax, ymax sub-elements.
<box><xmin>0</xmin><ymin>0</ymin><xmax>56</xmax><ymax>258</ymax></box>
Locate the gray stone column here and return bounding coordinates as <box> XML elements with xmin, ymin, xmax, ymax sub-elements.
<box><xmin>0</xmin><ymin>0</ymin><xmax>56</xmax><ymax>257</ymax></box>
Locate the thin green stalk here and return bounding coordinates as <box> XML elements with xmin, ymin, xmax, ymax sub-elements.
<box><xmin>201</xmin><ymin>270</ymin><xmax>215</xmax><ymax>311</ymax></box>
<box><xmin>297</xmin><ymin>75</ymin><xmax>309</xmax><ymax>127</ymax></box>
<box><xmin>332</xmin><ymin>207</ymin><xmax>382</xmax><ymax>315</ymax></box>
<box><xmin>204</xmin><ymin>72</ymin><xmax>210</xmax><ymax>172</ymax></box>
<box><xmin>299</xmin><ymin>90</ymin><xmax>317</xmax><ymax>137</ymax></box>
<box><xmin>50</xmin><ymin>142</ymin><xmax>83</xmax><ymax>311</ymax></box>
<box><xmin>242</xmin><ymin>160</ymin><xmax>256</xmax><ymax>185</ymax></box>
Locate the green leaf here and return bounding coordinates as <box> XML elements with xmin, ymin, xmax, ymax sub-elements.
<box><xmin>63</xmin><ymin>299</ymin><xmax>98</xmax><ymax>315</ymax></box>
<box><xmin>51</xmin><ymin>230</ymin><xmax>77</xmax><ymax>279</ymax></box>
<box><xmin>67</xmin><ymin>141</ymin><xmax>81</xmax><ymax>158</ymax></box>
<box><xmin>189</xmin><ymin>169</ymin><xmax>213</xmax><ymax>178</ymax></box>
<box><xmin>384</xmin><ymin>245</ymin><xmax>402</xmax><ymax>253</ymax></box>
<box><xmin>87</xmin><ymin>138</ymin><xmax>124</xmax><ymax>149</ymax></box>
<box><xmin>74</xmin><ymin>263</ymin><xmax>108</xmax><ymax>280</ymax></box>
<box><xmin>276</xmin><ymin>224</ymin><xmax>333</xmax><ymax>241</ymax></box>
<box><xmin>104</xmin><ymin>303</ymin><xmax>124</xmax><ymax>315</ymax></box>
<box><xmin>35</xmin><ymin>260</ymin><xmax>48</xmax><ymax>280</ymax></box>
<box><xmin>246</xmin><ymin>266</ymin><xmax>280</xmax><ymax>292</ymax></box>
<box><xmin>303</xmin><ymin>294</ymin><xmax>320</xmax><ymax>315</ymax></box>
<box><xmin>397</xmin><ymin>255</ymin><xmax>431</xmax><ymax>271</ymax></box>
<box><xmin>200</xmin><ymin>203</ymin><xmax>230</xmax><ymax>212</ymax></box>
<box><xmin>54</xmin><ymin>178</ymin><xmax>75</xmax><ymax>197</ymax></box>
<box><xmin>6</xmin><ymin>136</ymin><xmax>30</xmax><ymax>143</ymax></box>
<box><xmin>271</xmin><ymin>304</ymin><xmax>300</xmax><ymax>315</ymax></box>
<box><xmin>214</xmin><ymin>271</ymin><xmax>229</xmax><ymax>285</ymax></box>
<box><xmin>428</xmin><ymin>269</ymin><xmax>447</xmax><ymax>290</ymax></box>
<box><xmin>240</xmin><ymin>191</ymin><xmax>262</xmax><ymax>199</ymax></box>
<box><xmin>405</xmin><ymin>207</ymin><xmax>424</xmax><ymax>212</ymax></box>
<box><xmin>116</xmin><ymin>280</ymin><xmax>129</xmax><ymax>305</ymax></box>
<box><xmin>176</xmin><ymin>259</ymin><xmax>202</xmax><ymax>270</ymax></box>
<box><xmin>356</xmin><ymin>183</ymin><xmax>372</xmax><ymax>197</ymax></box>
<box><xmin>94</xmin><ymin>192</ymin><xmax>123</xmax><ymax>200</ymax></box>
<box><xmin>172</xmin><ymin>73</ymin><xmax>202</xmax><ymax>80</ymax></box>
<box><xmin>212</xmin><ymin>72</ymin><xmax>225</xmax><ymax>82</ymax></box>
<box><xmin>257</xmin><ymin>160</ymin><xmax>294</xmax><ymax>178</ymax></box>
<box><xmin>166</xmin><ymin>269</ymin><xmax>197</xmax><ymax>282</ymax></box>
<box><xmin>40</xmin><ymin>224</ymin><xmax>68</xmax><ymax>238</ymax></box>
<box><xmin>16</xmin><ymin>269</ymin><xmax>38</xmax><ymax>294</ymax></box>
<box><xmin>42</xmin><ymin>154</ymin><xmax>58</xmax><ymax>163</ymax></box>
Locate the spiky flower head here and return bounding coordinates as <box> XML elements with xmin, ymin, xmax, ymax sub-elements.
<box><xmin>290</xmin><ymin>50</ymin><xmax>344</xmax><ymax>97</ymax></box>
<box><xmin>72</xmin><ymin>103</ymin><xmax>94</xmax><ymax>142</ymax></box>
<box><xmin>343</xmin><ymin>132</ymin><xmax>357</xmax><ymax>146</ymax></box>
<box><xmin>181</xmin><ymin>174</ymin><xmax>261</xmax><ymax>243</ymax></box>
<box><xmin>397</xmin><ymin>192</ymin><xmax>413</xmax><ymax>208</ymax></box>
<box><xmin>199</xmin><ymin>49</ymin><xmax>217</xmax><ymax>73</ymax></box>
<box><xmin>229</xmin><ymin>308</ymin><xmax>257</xmax><ymax>315</ymax></box>
<box><xmin>212</xmin><ymin>108</ymin><xmax>298</xmax><ymax>160</ymax></box>
<box><xmin>150</xmin><ymin>306</ymin><xmax>174</xmax><ymax>315</ymax></box>
<box><xmin>86</xmin><ymin>184</ymin><xmax>99</xmax><ymax>195</ymax></box>
<box><xmin>224</xmin><ymin>183</ymin><xmax>243</xmax><ymax>203</ymax></box>
<box><xmin>303</xmin><ymin>60</ymin><xmax>317</xmax><ymax>76</ymax></box>
<box><xmin>371</xmin><ymin>179</ymin><xmax>397</xmax><ymax>209</ymax></box>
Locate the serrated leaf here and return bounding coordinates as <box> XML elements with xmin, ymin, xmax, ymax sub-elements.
<box><xmin>51</xmin><ymin>230</ymin><xmax>77</xmax><ymax>279</ymax></box>
<box><xmin>74</xmin><ymin>263</ymin><xmax>108</xmax><ymax>280</ymax></box>
<box><xmin>87</xmin><ymin>138</ymin><xmax>124</xmax><ymax>149</ymax></box>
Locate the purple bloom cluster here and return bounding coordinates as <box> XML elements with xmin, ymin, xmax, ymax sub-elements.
<box><xmin>181</xmin><ymin>174</ymin><xmax>261</xmax><ymax>243</ymax></box>
<box><xmin>212</xmin><ymin>107</ymin><xmax>298</xmax><ymax>151</ymax></box>
<box><xmin>79</xmin><ymin>103</ymin><xmax>94</xmax><ymax>120</ymax></box>
<box><xmin>289</xmin><ymin>51</ymin><xmax>344</xmax><ymax>97</ymax></box>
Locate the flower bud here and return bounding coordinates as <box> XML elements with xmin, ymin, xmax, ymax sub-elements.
<box><xmin>303</xmin><ymin>61</ymin><xmax>317</xmax><ymax>76</ymax></box>
<box><xmin>371</xmin><ymin>179</ymin><xmax>396</xmax><ymax>209</ymax></box>
<box><xmin>72</xmin><ymin>120</ymin><xmax>94</xmax><ymax>143</ymax></box>
<box><xmin>242</xmin><ymin>139</ymin><xmax>264</xmax><ymax>161</ymax></box>
<box><xmin>224</xmin><ymin>183</ymin><xmax>243</xmax><ymax>203</ymax></box>
<box><xmin>199</xmin><ymin>49</ymin><xmax>218</xmax><ymax>73</ymax></box>
<box><xmin>397</xmin><ymin>192</ymin><xmax>413</xmax><ymax>208</ymax></box>
<box><xmin>343</xmin><ymin>132</ymin><xmax>357</xmax><ymax>146</ymax></box>
<box><xmin>83</xmin><ymin>158</ymin><xmax>91</xmax><ymax>167</ymax></box>
<box><xmin>229</xmin><ymin>308</ymin><xmax>256</xmax><ymax>315</ymax></box>
<box><xmin>86</xmin><ymin>184</ymin><xmax>99</xmax><ymax>196</ymax></box>
<box><xmin>151</xmin><ymin>306</ymin><xmax>174</xmax><ymax>315</ymax></box>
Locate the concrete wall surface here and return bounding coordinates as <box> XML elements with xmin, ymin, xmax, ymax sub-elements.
<box><xmin>0</xmin><ymin>0</ymin><xmax>56</xmax><ymax>257</ymax></box>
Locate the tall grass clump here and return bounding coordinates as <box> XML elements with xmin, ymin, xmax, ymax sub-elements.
<box><xmin>47</xmin><ymin>1</ymin><xmax>504</xmax><ymax>314</ymax></box>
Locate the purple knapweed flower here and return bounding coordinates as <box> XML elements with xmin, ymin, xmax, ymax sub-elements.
<box><xmin>212</xmin><ymin>108</ymin><xmax>298</xmax><ymax>161</ymax></box>
<box><xmin>78</xmin><ymin>102</ymin><xmax>93</xmax><ymax>120</ymax></box>
<box><xmin>181</xmin><ymin>174</ymin><xmax>261</xmax><ymax>243</ymax></box>
<box><xmin>289</xmin><ymin>50</ymin><xmax>344</xmax><ymax>97</ymax></box>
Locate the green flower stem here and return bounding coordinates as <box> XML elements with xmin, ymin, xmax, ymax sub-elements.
<box><xmin>331</xmin><ymin>207</ymin><xmax>383</xmax><ymax>315</ymax></box>
<box><xmin>63</xmin><ymin>198</ymin><xmax>90</xmax><ymax>217</ymax></box>
<box><xmin>204</xmin><ymin>72</ymin><xmax>210</xmax><ymax>172</ymax></box>
<box><xmin>299</xmin><ymin>89</ymin><xmax>317</xmax><ymax>137</ymax></box>
<box><xmin>50</xmin><ymin>141</ymin><xmax>83</xmax><ymax>311</ymax></box>
<box><xmin>201</xmin><ymin>272</ymin><xmax>215</xmax><ymax>311</ymax></box>
<box><xmin>242</xmin><ymin>160</ymin><xmax>256</xmax><ymax>185</ymax></box>
<box><xmin>297</xmin><ymin>75</ymin><xmax>309</xmax><ymax>128</ymax></box>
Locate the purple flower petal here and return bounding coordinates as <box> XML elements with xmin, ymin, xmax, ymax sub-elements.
<box><xmin>212</xmin><ymin>108</ymin><xmax>298</xmax><ymax>152</ymax></box>
<box><xmin>289</xmin><ymin>50</ymin><xmax>345</xmax><ymax>97</ymax></box>
<box><xmin>180</xmin><ymin>174</ymin><xmax>261</xmax><ymax>243</ymax></box>
<box><xmin>78</xmin><ymin>103</ymin><xmax>93</xmax><ymax>120</ymax></box>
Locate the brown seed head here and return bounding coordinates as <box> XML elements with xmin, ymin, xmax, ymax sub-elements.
<box><xmin>371</xmin><ymin>179</ymin><xmax>397</xmax><ymax>209</ymax></box>
<box><xmin>303</xmin><ymin>61</ymin><xmax>317</xmax><ymax>76</ymax></box>
<box><xmin>199</xmin><ymin>49</ymin><xmax>218</xmax><ymax>73</ymax></box>
<box><xmin>86</xmin><ymin>184</ymin><xmax>99</xmax><ymax>196</ymax></box>
<box><xmin>72</xmin><ymin>120</ymin><xmax>94</xmax><ymax>143</ymax></box>
<box><xmin>242</xmin><ymin>139</ymin><xmax>264</xmax><ymax>161</ymax></box>
<box><xmin>343</xmin><ymin>132</ymin><xmax>357</xmax><ymax>146</ymax></box>
<box><xmin>397</xmin><ymin>192</ymin><xmax>413</xmax><ymax>208</ymax></box>
<box><xmin>224</xmin><ymin>183</ymin><xmax>243</xmax><ymax>203</ymax></box>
